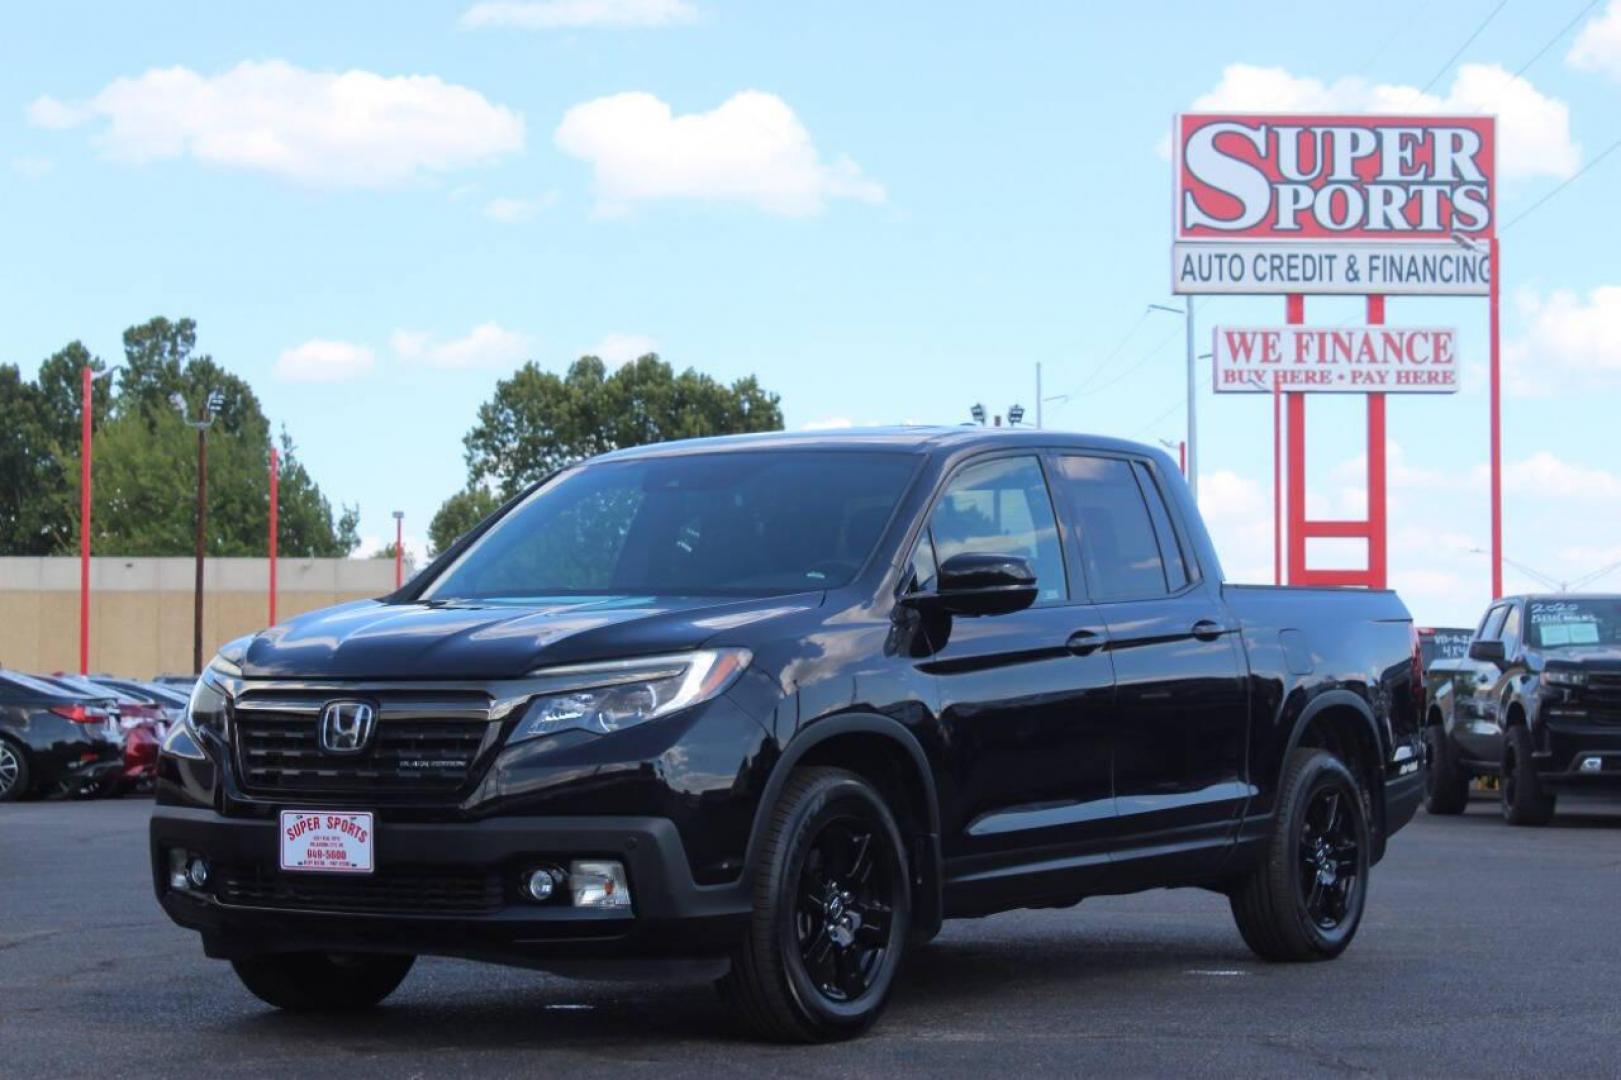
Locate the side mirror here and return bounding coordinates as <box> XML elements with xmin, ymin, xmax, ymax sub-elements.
<box><xmin>912</xmin><ymin>552</ymin><xmax>1039</xmax><ymax>617</ymax></box>
<box><xmin>1468</xmin><ymin>639</ymin><xmax>1506</xmax><ymax>666</ymax></box>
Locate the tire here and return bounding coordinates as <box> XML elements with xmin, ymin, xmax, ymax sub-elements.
<box><xmin>230</xmin><ymin>952</ymin><xmax>414</xmax><ymax>1011</ymax></box>
<box><xmin>1501</xmin><ymin>725</ymin><xmax>1556</xmax><ymax>826</ymax></box>
<box><xmin>1229</xmin><ymin>748</ymin><xmax>1370</xmax><ymax>962</ymax></box>
<box><xmin>0</xmin><ymin>739</ymin><xmax>30</xmax><ymax>802</ymax></box>
<box><xmin>718</xmin><ymin>767</ymin><xmax>911</xmax><ymax>1042</ymax></box>
<box><xmin>1423</xmin><ymin>725</ymin><xmax>1469</xmax><ymax>815</ymax></box>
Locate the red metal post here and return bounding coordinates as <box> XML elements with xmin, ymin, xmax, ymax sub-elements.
<box><xmin>78</xmin><ymin>366</ymin><xmax>93</xmax><ymax>675</ymax></box>
<box><xmin>1273</xmin><ymin>375</ymin><xmax>1282</xmax><ymax>586</ymax></box>
<box><xmin>1285</xmin><ymin>294</ymin><xmax>1305</xmax><ymax>585</ymax></box>
<box><xmin>268</xmin><ymin>446</ymin><xmax>279</xmax><ymax>625</ymax></box>
<box><xmin>395</xmin><ymin>516</ymin><xmax>404</xmax><ymax>590</ymax></box>
<box><xmin>1489</xmin><ymin>238</ymin><xmax>1503</xmax><ymax>599</ymax></box>
<box><xmin>1178</xmin><ymin>441</ymin><xmax>1186</xmax><ymax>477</ymax></box>
<box><xmin>1366</xmin><ymin>295</ymin><xmax>1388</xmax><ymax>590</ymax></box>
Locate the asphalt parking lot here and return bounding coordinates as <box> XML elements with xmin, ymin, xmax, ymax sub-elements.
<box><xmin>4</xmin><ymin>795</ymin><xmax>1620</xmax><ymax>1078</ymax></box>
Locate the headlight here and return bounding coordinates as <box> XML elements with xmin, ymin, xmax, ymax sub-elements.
<box><xmin>1542</xmin><ymin>669</ymin><xmax>1587</xmax><ymax>688</ymax></box>
<box><xmin>509</xmin><ymin>649</ymin><xmax>752</xmax><ymax>742</ymax></box>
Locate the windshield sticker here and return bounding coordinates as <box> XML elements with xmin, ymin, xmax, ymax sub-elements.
<box><xmin>1530</xmin><ymin>601</ymin><xmax>1597</xmax><ymax>624</ymax></box>
<box><xmin>1539</xmin><ymin>624</ymin><xmax>1571</xmax><ymax>646</ymax></box>
<box><xmin>1567</xmin><ymin>622</ymin><xmax>1600</xmax><ymax>645</ymax></box>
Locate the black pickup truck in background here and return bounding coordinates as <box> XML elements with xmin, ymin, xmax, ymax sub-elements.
<box><xmin>1424</xmin><ymin>594</ymin><xmax>1621</xmax><ymax>825</ymax></box>
<box><xmin>152</xmin><ymin>427</ymin><xmax>1424</xmax><ymax>1042</ymax></box>
<box><xmin>1417</xmin><ymin>627</ymin><xmax>1473</xmax><ymax>676</ymax></box>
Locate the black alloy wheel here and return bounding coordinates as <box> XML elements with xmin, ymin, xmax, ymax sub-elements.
<box><xmin>794</xmin><ymin>818</ymin><xmax>896</xmax><ymax>1004</ymax></box>
<box><xmin>1298</xmin><ymin>786</ymin><xmax>1361</xmax><ymax>932</ymax></box>
<box><xmin>720</xmin><ymin>767</ymin><xmax>911</xmax><ymax>1042</ymax></box>
<box><xmin>1229</xmin><ymin>748</ymin><xmax>1370</xmax><ymax>962</ymax></box>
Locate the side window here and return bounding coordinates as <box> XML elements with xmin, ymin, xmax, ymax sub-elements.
<box><xmin>929</xmin><ymin>456</ymin><xmax>1067</xmax><ymax>605</ymax></box>
<box><xmin>1500</xmin><ymin>604</ymin><xmax>1522</xmax><ymax>654</ymax></box>
<box><xmin>904</xmin><ymin>529</ymin><xmax>938</xmax><ymax>594</ymax></box>
<box><xmin>1132</xmin><ymin>461</ymin><xmax>1191</xmax><ymax>591</ymax></box>
<box><xmin>1480</xmin><ymin>605</ymin><xmax>1508</xmax><ymax>642</ymax></box>
<box><xmin>1055</xmin><ymin>454</ymin><xmax>1173</xmax><ymax>602</ymax></box>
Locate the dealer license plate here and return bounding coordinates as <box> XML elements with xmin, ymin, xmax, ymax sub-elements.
<box><xmin>279</xmin><ymin>810</ymin><xmax>375</xmax><ymax>874</ymax></box>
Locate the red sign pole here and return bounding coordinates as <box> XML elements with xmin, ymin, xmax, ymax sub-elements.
<box><xmin>1489</xmin><ymin>237</ymin><xmax>1503</xmax><ymax>599</ymax></box>
<box><xmin>268</xmin><ymin>446</ymin><xmax>279</xmax><ymax>625</ymax></box>
<box><xmin>1285</xmin><ymin>294</ymin><xmax>1305</xmax><ymax>585</ymax></box>
<box><xmin>1367</xmin><ymin>295</ymin><xmax>1388</xmax><ymax>589</ymax></box>
<box><xmin>1273</xmin><ymin>375</ymin><xmax>1282</xmax><ymax>586</ymax></box>
<box><xmin>78</xmin><ymin>366</ymin><xmax>93</xmax><ymax>675</ymax></box>
<box><xmin>395</xmin><ymin>516</ymin><xmax>404</xmax><ymax>590</ymax></box>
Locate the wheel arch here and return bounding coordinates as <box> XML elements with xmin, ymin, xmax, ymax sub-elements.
<box><xmin>746</xmin><ymin>712</ymin><xmax>943</xmax><ymax>939</ymax></box>
<box><xmin>1284</xmin><ymin>690</ymin><xmax>1388</xmax><ymax>858</ymax></box>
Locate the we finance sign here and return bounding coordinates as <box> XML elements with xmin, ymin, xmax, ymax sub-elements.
<box><xmin>1173</xmin><ymin>114</ymin><xmax>1494</xmax><ymax>295</ymax></box>
<box><xmin>1212</xmin><ymin>325</ymin><xmax>1459</xmax><ymax>394</ymax></box>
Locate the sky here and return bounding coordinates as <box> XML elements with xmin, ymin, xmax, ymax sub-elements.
<box><xmin>5</xmin><ymin>0</ymin><xmax>1621</xmax><ymax>626</ymax></box>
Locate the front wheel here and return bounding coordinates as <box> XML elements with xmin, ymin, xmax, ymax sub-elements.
<box><xmin>1229</xmin><ymin>748</ymin><xmax>1371</xmax><ymax>962</ymax></box>
<box><xmin>0</xmin><ymin>739</ymin><xmax>31</xmax><ymax>802</ymax></box>
<box><xmin>1502</xmin><ymin>725</ymin><xmax>1556</xmax><ymax>826</ymax></box>
<box><xmin>719</xmin><ymin>767</ymin><xmax>911</xmax><ymax>1042</ymax></box>
<box><xmin>230</xmin><ymin>952</ymin><xmax>414</xmax><ymax>1011</ymax></box>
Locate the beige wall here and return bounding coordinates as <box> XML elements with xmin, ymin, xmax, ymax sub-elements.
<box><xmin>0</xmin><ymin>557</ymin><xmax>398</xmax><ymax>679</ymax></box>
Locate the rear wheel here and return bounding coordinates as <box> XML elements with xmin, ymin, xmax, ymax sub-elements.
<box><xmin>1423</xmin><ymin>725</ymin><xmax>1469</xmax><ymax>815</ymax></box>
<box><xmin>719</xmin><ymin>767</ymin><xmax>910</xmax><ymax>1042</ymax></box>
<box><xmin>230</xmin><ymin>952</ymin><xmax>414</xmax><ymax>1011</ymax></box>
<box><xmin>1229</xmin><ymin>748</ymin><xmax>1370</xmax><ymax>962</ymax></box>
<box><xmin>0</xmin><ymin>739</ymin><xmax>30</xmax><ymax>802</ymax></box>
<box><xmin>1501</xmin><ymin>725</ymin><xmax>1556</xmax><ymax>826</ymax></box>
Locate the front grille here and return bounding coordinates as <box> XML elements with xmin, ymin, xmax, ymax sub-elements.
<box><xmin>231</xmin><ymin>689</ymin><xmax>498</xmax><ymax>798</ymax></box>
<box><xmin>216</xmin><ymin>865</ymin><xmax>504</xmax><ymax>915</ymax></box>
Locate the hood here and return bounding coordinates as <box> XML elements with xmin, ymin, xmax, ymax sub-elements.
<box><xmin>1536</xmin><ymin>645</ymin><xmax>1621</xmax><ymax>671</ymax></box>
<box><xmin>242</xmin><ymin>593</ymin><xmax>822</xmax><ymax>680</ymax></box>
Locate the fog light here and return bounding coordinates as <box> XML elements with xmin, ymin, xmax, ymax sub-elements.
<box><xmin>524</xmin><ymin>867</ymin><xmax>563</xmax><ymax>902</ymax></box>
<box><xmin>1581</xmin><ymin>757</ymin><xmax>1604</xmax><ymax>773</ymax></box>
<box><xmin>186</xmin><ymin>856</ymin><xmax>211</xmax><ymax>889</ymax></box>
<box><xmin>569</xmin><ymin>860</ymin><xmax>631</xmax><ymax>909</ymax></box>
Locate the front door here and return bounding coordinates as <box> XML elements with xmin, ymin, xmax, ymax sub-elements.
<box><xmin>912</xmin><ymin>454</ymin><xmax>1117</xmax><ymax>883</ymax></box>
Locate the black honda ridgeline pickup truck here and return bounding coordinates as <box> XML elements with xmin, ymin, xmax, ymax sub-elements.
<box><xmin>153</xmin><ymin>428</ymin><xmax>1424</xmax><ymax>1041</ymax></box>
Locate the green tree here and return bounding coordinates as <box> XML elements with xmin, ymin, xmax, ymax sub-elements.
<box><xmin>461</xmin><ymin>353</ymin><xmax>782</xmax><ymax>498</ymax></box>
<box><xmin>0</xmin><ymin>365</ymin><xmax>69</xmax><ymax>554</ymax></box>
<box><xmin>428</xmin><ymin>485</ymin><xmax>500</xmax><ymax>555</ymax></box>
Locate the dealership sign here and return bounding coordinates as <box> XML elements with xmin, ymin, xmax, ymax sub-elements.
<box><xmin>1173</xmin><ymin>114</ymin><xmax>1495</xmax><ymax>295</ymax></box>
<box><xmin>1212</xmin><ymin>325</ymin><xmax>1459</xmax><ymax>393</ymax></box>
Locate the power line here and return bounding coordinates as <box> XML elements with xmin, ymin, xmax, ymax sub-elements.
<box><xmin>1053</xmin><ymin>309</ymin><xmax>1151</xmax><ymax>402</ymax></box>
<box><xmin>1086</xmin><ymin>324</ymin><xmax>1184</xmax><ymax>397</ymax></box>
<box><xmin>1501</xmin><ymin>131</ymin><xmax>1621</xmax><ymax>232</ymax></box>
<box><xmin>1417</xmin><ymin>0</ymin><xmax>1513</xmax><ymax>95</ymax></box>
<box><xmin>1505</xmin><ymin>0</ymin><xmax>1601</xmax><ymax>82</ymax></box>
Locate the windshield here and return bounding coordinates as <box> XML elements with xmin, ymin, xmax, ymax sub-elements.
<box><xmin>424</xmin><ymin>451</ymin><xmax>919</xmax><ymax>601</ymax></box>
<box><xmin>1527</xmin><ymin>599</ymin><xmax>1621</xmax><ymax>649</ymax></box>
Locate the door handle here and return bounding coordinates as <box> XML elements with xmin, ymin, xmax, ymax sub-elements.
<box><xmin>1066</xmin><ymin>630</ymin><xmax>1107</xmax><ymax>656</ymax></box>
<box><xmin>1191</xmin><ymin>619</ymin><xmax>1227</xmax><ymax>642</ymax></box>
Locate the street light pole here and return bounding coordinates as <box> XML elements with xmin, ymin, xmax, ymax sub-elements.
<box><xmin>392</xmin><ymin>511</ymin><xmax>405</xmax><ymax>590</ymax></box>
<box><xmin>175</xmin><ymin>391</ymin><xmax>224</xmax><ymax>674</ymax></box>
<box><xmin>78</xmin><ymin>364</ymin><xmax>121</xmax><ymax>675</ymax></box>
<box><xmin>1149</xmin><ymin>302</ymin><xmax>1198</xmax><ymax>502</ymax></box>
<box><xmin>268</xmin><ymin>446</ymin><xmax>279</xmax><ymax>626</ymax></box>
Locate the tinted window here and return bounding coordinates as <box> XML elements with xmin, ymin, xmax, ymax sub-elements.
<box><xmin>1133</xmin><ymin>461</ymin><xmax>1191</xmax><ymax>590</ymax></box>
<box><xmin>1056</xmin><ymin>455</ymin><xmax>1172</xmax><ymax>601</ymax></box>
<box><xmin>929</xmin><ymin>456</ymin><xmax>1066</xmax><ymax>604</ymax></box>
<box><xmin>1500</xmin><ymin>605</ymin><xmax>1522</xmax><ymax>653</ymax></box>
<box><xmin>0</xmin><ymin>671</ymin><xmax>69</xmax><ymax>697</ymax></box>
<box><xmin>905</xmin><ymin>530</ymin><xmax>938</xmax><ymax>594</ymax></box>
<box><xmin>426</xmin><ymin>451</ymin><xmax>918</xmax><ymax>599</ymax></box>
<box><xmin>1480</xmin><ymin>605</ymin><xmax>1509</xmax><ymax>642</ymax></box>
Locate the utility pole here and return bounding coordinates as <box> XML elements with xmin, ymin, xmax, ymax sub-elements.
<box><xmin>175</xmin><ymin>390</ymin><xmax>225</xmax><ymax>673</ymax></box>
<box><xmin>392</xmin><ymin>510</ymin><xmax>405</xmax><ymax>590</ymax></box>
<box><xmin>1035</xmin><ymin>363</ymin><xmax>1042</xmax><ymax>429</ymax></box>
<box><xmin>1185</xmin><ymin>295</ymin><xmax>1198</xmax><ymax>502</ymax></box>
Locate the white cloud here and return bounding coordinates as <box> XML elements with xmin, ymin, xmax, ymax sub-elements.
<box><xmin>1506</xmin><ymin>286</ymin><xmax>1621</xmax><ymax>389</ymax></box>
<box><xmin>554</xmin><ymin>90</ymin><xmax>885</xmax><ymax>216</ymax></box>
<box><xmin>587</xmin><ymin>332</ymin><xmax>658</xmax><ymax>364</ymax></box>
<box><xmin>1186</xmin><ymin>62</ymin><xmax>1579</xmax><ymax>179</ymax></box>
<box><xmin>482</xmin><ymin>192</ymin><xmax>557</xmax><ymax>222</ymax></box>
<box><xmin>275</xmin><ymin>339</ymin><xmax>377</xmax><ymax>382</ymax></box>
<box><xmin>391</xmin><ymin>322</ymin><xmax>531</xmax><ymax>369</ymax></box>
<box><xmin>1196</xmin><ymin>469</ymin><xmax>1276</xmax><ymax>583</ymax></box>
<box><xmin>1499</xmin><ymin>451</ymin><xmax>1621</xmax><ymax>499</ymax></box>
<box><xmin>1569</xmin><ymin>0</ymin><xmax>1621</xmax><ymax>80</ymax></box>
<box><xmin>461</xmin><ymin>0</ymin><xmax>697</xmax><ymax>29</ymax></box>
<box><xmin>26</xmin><ymin>60</ymin><xmax>524</xmax><ymax>187</ymax></box>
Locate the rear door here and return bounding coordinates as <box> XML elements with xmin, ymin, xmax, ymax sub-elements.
<box><xmin>1050</xmin><ymin>452</ymin><xmax>1249</xmax><ymax>866</ymax></box>
<box><xmin>913</xmin><ymin>453</ymin><xmax>1118</xmax><ymax>874</ymax></box>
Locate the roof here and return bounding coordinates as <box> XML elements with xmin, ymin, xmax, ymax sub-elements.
<box><xmin>594</xmin><ymin>425</ymin><xmax>1162</xmax><ymax>462</ymax></box>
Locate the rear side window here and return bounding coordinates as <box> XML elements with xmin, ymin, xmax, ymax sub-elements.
<box><xmin>1055</xmin><ymin>455</ymin><xmax>1174</xmax><ymax>602</ymax></box>
<box><xmin>1133</xmin><ymin>461</ymin><xmax>1192</xmax><ymax>591</ymax></box>
<box><xmin>929</xmin><ymin>456</ymin><xmax>1067</xmax><ymax>604</ymax></box>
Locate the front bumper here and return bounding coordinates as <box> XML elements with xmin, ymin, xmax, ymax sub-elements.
<box><xmin>1534</xmin><ymin>719</ymin><xmax>1621</xmax><ymax>787</ymax></box>
<box><xmin>150</xmin><ymin>806</ymin><xmax>752</xmax><ymax>970</ymax></box>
